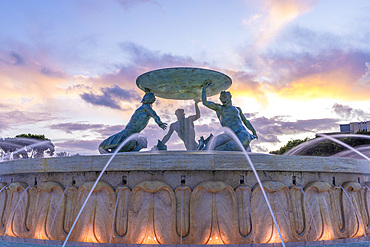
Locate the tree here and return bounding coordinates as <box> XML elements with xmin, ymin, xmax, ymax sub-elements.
<box><xmin>15</xmin><ymin>133</ymin><xmax>49</xmax><ymax>140</ymax></box>
<box><xmin>56</xmin><ymin>151</ymin><xmax>71</xmax><ymax>157</ymax></box>
<box><xmin>0</xmin><ymin>133</ymin><xmax>55</xmax><ymax>160</ymax></box>
<box><xmin>269</xmin><ymin>138</ymin><xmax>311</xmax><ymax>155</ymax></box>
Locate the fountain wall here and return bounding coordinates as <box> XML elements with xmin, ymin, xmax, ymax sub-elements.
<box><xmin>0</xmin><ymin>151</ymin><xmax>369</xmax><ymax>245</ymax></box>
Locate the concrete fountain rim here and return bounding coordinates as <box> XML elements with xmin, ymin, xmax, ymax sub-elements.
<box><xmin>0</xmin><ymin>151</ymin><xmax>369</xmax><ymax>175</ymax></box>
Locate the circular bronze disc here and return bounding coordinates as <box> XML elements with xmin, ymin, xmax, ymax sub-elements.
<box><xmin>136</xmin><ymin>67</ymin><xmax>232</xmax><ymax>100</ymax></box>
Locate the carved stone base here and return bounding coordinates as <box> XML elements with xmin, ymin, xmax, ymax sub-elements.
<box><xmin>0</xmin><ymin>152</ymin><xmax>369</xmax><ymax>244</ymax></box>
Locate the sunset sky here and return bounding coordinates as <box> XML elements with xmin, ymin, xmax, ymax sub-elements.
<box><xmin>0</xmin><ymin>0</ymin><xmax>369</xmax><ymax>155</ymax></box>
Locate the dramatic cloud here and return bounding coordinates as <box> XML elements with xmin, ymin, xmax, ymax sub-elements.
<box><xmin>49</xmin><ymin>122</ymin><xmax>106</xmax><ymax>134</ymax></box>
<box><xmin>70</xmin><ymin>41</ymin><xmax>209</xmax><ymax>112</ymax></box>
<box><xmin>81</xmin><ymin>93</ymin><xmax>121</xmax><ymax>109</ymax></box>
<box><xmin>236</xmin><ymin>20</ymin><xmax>370</xmax><ymax>102</ymax></box>
<box><xmin>0</xmin><ymin>110</ymin><xmax>54</xmax><ymax>134</ymax></box>
<box><xmin>119</xmin><ymin>42</ymin><xmax>200</xmax><ymax>69</ymax></box>
<box><xmin>332</xmin><ymin>103</ymin><xmax>370</xmax><ymax>121</ymax></box>
<box><xmin>243</xmin><ymin>48</ymin><xmax>370</xmax><ymax>100</ymax></box>
<box><xmin>252</xmin><ymin>116</ymin><xmax>338</xmax><ymax>143</ymax></box>
<box><xmin>225</xmin><ymin>70</ymin><xmax>267</xmax><ymax>104</ymax></box>
<box><xmin>357</xmin><ymin>62</ymin><xmax>370</xmax><ymax>87</ymax></box>
<box><xmin>74</xmin><ymin>42</ymin><xmax>204</xmax><ymax>99</ymax></box>
<box><xmin>8</xmin><ymin>51</ymin><xmax>25</xmax><ymax>66</ymax></box>
<box><xmin>250</xmin><ymin>115</ymin><xmax>341</xmax><ymax>153</ymax></box>
<box><xmin>244</xmin><ymin>0</ymin><xmax>317</xmax><ymax>49</ymax></box>
<box><xmin>252</xmin><ymin>145</ymin><xmax>269</xmax><ymax>153</ymax></box>
<box><xmin>0</xmin><ymin>49</ymin><xmax>66</xmax><ymax>100</ymax></box>
<box><xmin>80</xmin><ymin>84</ymin><xmax>140</xmax><ymax>109</ymax></box>
<box><xmin>51</xmin><ymin>122</ymin><xmax>125</xmax><ymax>139</ymax></box>
<box><xmin>66</xmin><ymin>84</ymin><xmax>92</xmax><ymax>93</ymax></box>
<box><xmin>103</xmin><ymin>84</ymin><xmax>140</xmax><ymax>99</ymax></box>
<box><xmin>0</xmin><ymin>50</ymin><xmax>25</xmax><ymax>66</ymax></box>
<box><xmin>49</xmin><ymin>122</ymin><xmax>127</xmax><ymax>140</ymax></box>
<box><xmin>115</xmin><ymin>0</ymin><xmax>155</xmax><ymax>10</ymax></box>
<box><xmin>40</xmin><ymin>67</ymin><xmax>65</xmax><ymax>78</ymax></box>
<box><xmin>272</xmin><ymin>26</ymin><xmax>343</xmax><ymax>54</ymax></box>
<box><xmin>55</xmin><ymin>139</ymin><xmax>100</xmax><ymax>152</ymax></box>
<box><xmin>95</xmin><ymin>125</ymin><xmax>124</xmax><ymax>138</ymax></box>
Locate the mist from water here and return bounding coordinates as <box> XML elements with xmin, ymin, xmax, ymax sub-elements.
<box><xmin>284</xmin><ymin>134</ymin><xmax>370</xmax><ymax>161</ymax></box>
<box><xmin>317</xmin><ymin>134</ymin><xmax>370</xmax><ymax>162</ymax></box>
<box><xmin>110</xmin><ymin>189</ymin><xmax>121</xmax><ymax>243</ymax></box>
<box><xmin>0</xmin><ymin>138</ymin><xmax>54</xmax><ymax>161</ymax></box>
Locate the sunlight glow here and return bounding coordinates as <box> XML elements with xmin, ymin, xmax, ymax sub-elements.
<box><xmin>85</xmin><ymin>232</ymin><xmax>99</xmax><ymax>243</ymax></box>
<box><xmin>207</xmin><ymin>228</ymin><xmax>224</xmax><ymax>245</ymax></box>
<box><xmin>320</xmin><ymin>227</ymin><xmax>334</xmax><ymax>241</ymax></box>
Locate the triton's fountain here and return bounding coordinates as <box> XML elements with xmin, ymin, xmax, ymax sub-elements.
<box><xmin>0</xmin><ymin>68</ymin><xmax>369</xmax><ymax>246</ymax></box>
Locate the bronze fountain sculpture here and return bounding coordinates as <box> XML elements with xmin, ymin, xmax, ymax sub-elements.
<box><xmin>100</xmin><ymin>67</ymin><xmax>257</xmax><ymax>152</ymax></box>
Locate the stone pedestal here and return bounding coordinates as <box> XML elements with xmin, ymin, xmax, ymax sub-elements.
<box><xmin>0</xmin><ymin>151</ymin><xmax>369</xmax><ymax>244</ymax></box>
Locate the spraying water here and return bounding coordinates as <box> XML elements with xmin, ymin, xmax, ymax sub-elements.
<box><xmin>205</xmin><ymin>133</ymin><xmax>217</xmax><ymax>152</ymax></box>
<box><xmin>364</xmin><ymin>184</ymin><xmax>370</xmax><ymax>192</ymax></box>
<box><xmin>110</xmin><ymin>189</ymin><xmax>121</xmax><ymax>243</ymax></box>
<box><xmin>5</xmin><ymin>184</ymin><xmax>32</xmax><ymax>236</ymax></box>
<box><xmin>49</xmin><ymin>182</ymin><xmax>72</xmax><ymax>234</ymax></box>
<box><xmin>0</xmin><ymin>184</ymin><xmax>9</xmax><ymax>194</ymax></box>
<box><xmin>216</xmin><ymin>127</ymin><xmax>286</xmax><ymax>246</ymax></box>
<box><xmin>180</xmin><ymin>185</ymin><xmax>184</xmax><ymax>245</ymax></box>
<box><xmin>0</xmin><ymin>142</ymin><xmax>23</xmax><ymax>161</ymax></box>
<box><xmin>285</xmin><ymin>133</ymin><xmax>369</xmax><ymax>239</ymax></box>
<box><xmin>245</xmin><ymin>190</ymin><xmax>256</xmax><ymax>243</ymax></box>
<box><xmin>0</xmin><ymin>139</ymin><xmax>53</xmax><ymax>161</ymax></box>
<box><xmin>285</xmin><ymin>134</ymin><xmax>370</xmax><ymax>161</ymax></box>
<box><xmin>316</xmin><ymin>134</ymin><xmax>370</xmax><ymax>162</ymax></box>
<box><xmin>61</xmin><ymin>133</ymin><xmax>141</xmax><ymax>247</ymax></box>
<box><xmin>340</xmin><ymin>186</ymin><xmax>366</xmax><ymax>237</ymax></box>
<box><xmin>299</xmin><ymin>187</ymin><xmax>320</xmax><ymax>240</ymax></box>
<box><xmin>332</xmin><ymin>146</ymin><xmax>370</xmax><ymax>159</ymax></box>
<box><xmin>284</xmin><ymin>137</ymin><xmax>325</xmax><ymax>156</ymax></box>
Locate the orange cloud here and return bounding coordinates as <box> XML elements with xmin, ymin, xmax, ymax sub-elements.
<box><xmin>357</xmin><ymin>62</ymin><xmax>370</xmax><ymax>87</ymax></box>
<box><xmin>220</xmin><ymin>69</ymin><xmax>269</xmax><ymax>106</ymax></box>
<box><xmin>276</xmin><ymin>68</ymin><xmax>370</xmax><ymax>100</ymax></box>
<box><xmin>0</xmin><ymin>61</ymin><xmax>66</xmax><ymax>104</ymax></box>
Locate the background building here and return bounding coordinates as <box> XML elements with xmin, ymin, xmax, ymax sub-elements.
<box><xmin>340</xmin><ymin>121</ymin><xmax>369</xmax><ymax>133</ymax></box>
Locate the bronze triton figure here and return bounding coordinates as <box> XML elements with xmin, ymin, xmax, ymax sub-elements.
<box><xmin>99</xmin><ymin>92</ymin><xmax>167</xmax><ymax>153</ymax></box>
<box><xmin>202</xmin><ymin>80</ymin><xmax>257</xmax><ymax>151</ymax></box>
